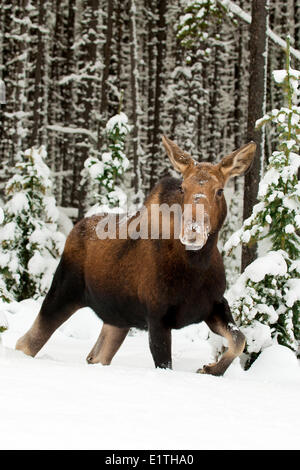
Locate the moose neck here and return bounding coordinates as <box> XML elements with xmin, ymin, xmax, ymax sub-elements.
<box><xmin>173</xmin><ymin>230</ymin><xmax>219</xmax><ymax>271</ymax></box>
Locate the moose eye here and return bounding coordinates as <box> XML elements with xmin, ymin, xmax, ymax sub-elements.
<box><xmin>216</xmin><ymin>188</ymin><xmax>224</xmax><ymax>197</ymax></box>
<box><xmin>179</xmin><ymin>186</ymin><xmax>184</xmax><ymax>194</ymax></box>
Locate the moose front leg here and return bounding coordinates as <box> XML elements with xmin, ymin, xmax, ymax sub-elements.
<box><xmin>198</xmin><ymin>298</ymin><xmax>245</xmax><ymax>376</ymax></box>
<box><xmin>148</xmin><ymin>318</ymin><xmax>172</xmax><ymax>369</ymax></box>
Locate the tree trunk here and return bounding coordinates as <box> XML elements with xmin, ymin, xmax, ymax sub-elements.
<box><xmin>100</xmin><ymin>0</ymin><xmax>114</xmax><ymax>118</ymax></box>
<box><xmin>129</xmin><ymin>0</ymin><xmax>140</xmax><ymax>194</ymax></box>
<box><xmin>62</xmin><ymin>0</ymin><xmax>75</xmax><ymax>207</ymax></box>
<box><xmin>145</xmin><ymin>0</ymin><xmax>155</xmax><ymax>192</ymax></box>
<box><xmin>149</xmin><ymin>0</ymin><xmax>167</xmax><ymax>190</ymax></box>
<box><xmin>31</xmin><ymin>0</ymin><xmax>45</xmax><ymax>147</ymax></box>
<box><xmin>77</xmin><ymin>0</ymin><xmax>98</xmax><ymax>220</ymax></box>
<box><xmin>242</xmin><ymin>0</ymin><xmax>269</xmax><ymax>272</ymax></box>
<box><xmin>295</xmin><ymin>0</ymin><xmax>300</xmax><ymax>50</ymax></box>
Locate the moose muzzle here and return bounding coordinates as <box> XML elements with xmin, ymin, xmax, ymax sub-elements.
<box><xmin>180</xmin><ymin>204</ymin><xmax>211</xmax><ymax>250</ymax></box>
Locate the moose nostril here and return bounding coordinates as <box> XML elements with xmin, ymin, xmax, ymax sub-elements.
<box><xmin>87</xmin><ymin>356</ymin><xmax>93</xmax><ymax>363</ymax></box>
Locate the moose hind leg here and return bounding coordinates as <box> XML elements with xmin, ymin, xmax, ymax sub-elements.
<box><xmin>86</xmin><ymin>323</ymin><xmax>129</xmax><ymax>365</ymax></box>
<box><xmin>15</xmin><ymin>302</ymin><xmax>81</xmax><ymax>357</ymax></box>
<box><xmin>198</xmin><ymin>298</ymin><xmax>245</xmax><ymax>376</ymax></box>
<box><xmin>16</xmin><ymin>257</ymin><xmax>84</xmax><ymax>357</ymax></box>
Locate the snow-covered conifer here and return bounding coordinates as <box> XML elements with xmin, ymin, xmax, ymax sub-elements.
<box><xmin>83</xmin><ymin>112</ymin><xmax>131</xmax><ymax>213</ymax></box>
<box><xmin>177</xmin><ymin>0</ymin><xmax>230</xmax><ymax>47</ymax></box>
<box><xmin>225</xmin><ymin>38</ymin><xmax>300</xmax><ymax>365</ymax></box>
<box><xmin>0</xmin><ymin>147</ymin><xmax>65</xmax><ymax>301</ymax></box>
<box><xmin>0</xmin><ymin>200</ymin><xmax>12</xmax><ymax>304</ymax></box>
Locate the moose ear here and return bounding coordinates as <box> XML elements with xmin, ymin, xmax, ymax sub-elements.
<box><xmin>218</xmin><ymin>142</ymin><xmax>257</xmax><ymax>182</ymax></box>
<box><xmin>162</xmin><ymin>135</ymin><xmax>194</xmax><ymax>176</ymax></box>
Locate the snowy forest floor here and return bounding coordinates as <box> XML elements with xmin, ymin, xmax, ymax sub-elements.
<box><xmin>1</xmin><ymin>300</ymin><xmax>300</xmax><ymax>450</ymax></box>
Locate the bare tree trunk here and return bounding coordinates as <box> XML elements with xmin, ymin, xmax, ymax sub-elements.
<box><xmin>233</xmin><ymin>0</ymin><xmax>245</xmax><ymax>192</ymax></box>
<box><xmin>129</xmin><ymin>0</ymin><xmax>140</xmax><ymax>193</ymax></box>
<box><xmin>234</xmin><ymin>5</ymin><xmax>244</xmax><ymax>151</ymax></box>
<box><xmin>207</xmin><ymin>41</ymin><xmax>221</xmax><ymax>162</ymax></box>
<box><xmin>31</xmin><ymin>0</ymin><xmax>45</xmax><ymax>146</ymax></box>
<box><xmin>149</xmin><ymin>0</ymin><xmax>167</xmax><ymax>189</ymax></box>
<box><xmin>100</xmin><ymin>0</ymin><xmax>114</xmax><ymax>118</ymax></box>
<box><xmin>295</xmin><ymin>0</ymin><xmax>300</xmax><ymax>50</ymax></box>
<box><xmin>145</xmin><ymin>0</ymin><xmax>155</xmax><ymax>191</ymax></box>
<box><xmin>62</xmin><ymin>0</ymin><xmax>75</xmax><ymax>207</ymax></box>
<box><xmin>77</xmin><ymin>0</ymin><xmax>98</xmax><ymax>220</ymax></box>
<box><xmin>242</xmin><ymin>0</ymin><xmax>269</xmax><ymax>272</ymax></box>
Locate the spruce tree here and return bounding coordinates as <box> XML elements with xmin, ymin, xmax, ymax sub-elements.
<box><xmin>177</xmin><ymin>0</ymin><xmax>230</xmax><ymax>47</ymax></box>
<box><xmin>225</xmin><ymin>38</ymin><xmax>300</xmax><ymax>366</ymax></box>
<box><xmin>82</xmin><ymin>112</ymin><xmax>131</xmax><ymax>213</ymax></box>
<box><xmin>0</xmin><ymin>247</ymin><xmax>9</xmax><ymax>334</ymax></box>
<box><xmin>0</xmin><ymin>147</ymin><xmax>65</xmax><ymax>301</ymax></box>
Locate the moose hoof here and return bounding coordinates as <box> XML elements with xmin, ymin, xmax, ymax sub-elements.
<box><xmin>86</xmin><ymin>355</ymin><xmax>95</xmax><ymax>364</ymax></box>
<box><xmin>86</xmin><ymin>355</ymin><xmax>111</xmax><ymax>366</ymax></box>
<box><xmin>15</xmin><ymin>337</ymin><xmax>35</xmax><ymax>357</ymax></box>
<box><xmin>197</xmin><ymin>362</ymin><xmax>223</xmax><ymax>376</ymax></box>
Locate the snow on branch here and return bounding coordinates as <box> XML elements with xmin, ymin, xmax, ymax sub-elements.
<box><xmin>217</xmin><ymin>0</ymin><xmax>300</xmax><ymax>62</ymax></box>
<box><xmin>47</xmin><ymin>125</ymin><xmax>97</xmax><ymax>143</ymax></box>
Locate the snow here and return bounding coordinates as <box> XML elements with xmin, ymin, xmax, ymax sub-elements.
<box><xmin>0</xmin><ymin>221</ymin><xmax>18</xmax><ymax>240</ymax></box>
<box><xmin>273</xmin><ymin>70</ymin><xmax>287</xmax><ymax>84</ymax></box>
<box><xmin>241</xmin><ymin>321</ymin><xmax>273</xmax><ymax>354</ymax></box>
<box><xmin>258</xmin><ymin>167</ymin><xmax>280</xmax><ymax>197</ymax></box>
<box><xmin>7</xmin><ymin>193</ymin><xmax>29</xmax><ymax>213</ymax></box>
<box><xmin>86</xmin><ymin>187</ymin><xmax>128</xmax><ymax>217</ymax></box>
<box><xmin>85</xmin><ymin>158</ymin><xmax>105</xmax><ymax>178</ymax></box>
<box><xmin>266</xmin><ymin>214</ymin><xmax>272</xmax><ymax>224</ymax></box>
<box><xmin>256</xmin><ymin>303</ymin><xmax>278</xmax><ymax>324</ymax></box>
<box><xmin>273</xmin><ymin>68</ymin><xmax>300</xmax><ymax>84</ymax></box>
<box><xmin>285</xmin><ymin>224</ymin><xmax>295</xmax><ymax>234</ymax></box>
<box><xmin>0</xmin><ymin>310</ymin><xmax>8</xmax><ymax>330</ymax></box>
<box><xmin>54</xmin><ymin>213</ymin><xmax>73</xmax><ymax>238</ymax></box>
<box><xmin>28</xmin><ymin>252</ymin><xmax>50</xmax><ymax>276</ymax></box>
<box><xmin>24</xmin><ymin>147</ymin><xmax>51</xmax><ymax>182</ymax></box>
<box><xmin>29</xmin><ymin>227</ymin><xmax>49</xmax><ymax>246</ymax></box>
<box><xmin>58</xmin><ymin>206</ymin><xmax>78</xmax><ymax>220</ymax></box>
<box><xmin>244</xmin><ymin>251</ymin><xmax>287</xmax><ymax>282</ymax></box>
<box><xmin>229</xmin><ymin>251</ymin><xmax>288</xmax><ymax>290</ymax></box>
<box><xmin>106</xmin><ymin>112</ymin><xmax>130</xmax><ymax>135</ymax></box>
<box><xmin>47</xmin><ymin>125</ymin><xmax>97</xmax><ymax>143</ymax></box>
<box><xmin>102</xmin><ymin>152</ymin><xmax>112</xmax><ymax>163</ymax></box>
<box><xmin>43</xmin><ymin>196</ymin><xmax>59</xmax><ymax>222</ymax></box>
<box><xmin>0</xmin><ymin>300</ymin><xmax>300</xmax><ymax>450</ymax></box>
<box><xmin>285</xmin><ymin>279</ymin><xmax>300</xmax><ymax>307</ymax></box>
<box><xmin>247</xmin><ymin>344</ymin><xmax>299</xmax><ymax>382</ymax></box>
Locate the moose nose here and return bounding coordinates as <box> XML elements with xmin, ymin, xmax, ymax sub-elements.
<box><xmin>180</xmin><ymin>210</ymin><xmax>211</xmax><ymax>249</ymax></box>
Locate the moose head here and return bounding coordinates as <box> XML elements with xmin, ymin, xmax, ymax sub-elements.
<box><xmin>162</xmin><ymin>136</ymin><xmax>256</xmax><ymax>250</ymax></box>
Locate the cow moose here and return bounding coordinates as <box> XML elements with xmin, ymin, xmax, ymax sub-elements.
<box><xmin>16</xmin><ymin>136</ymin><xmax>256</xmax><ymax>376</ymax></box>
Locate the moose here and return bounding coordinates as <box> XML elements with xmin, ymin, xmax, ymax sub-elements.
<box><xmin>16</xmin><ymin>136</ymin><xmax>256</xmax><ymax>376</ymax></box>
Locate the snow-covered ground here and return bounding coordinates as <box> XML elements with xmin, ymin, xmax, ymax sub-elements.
<box><xmin>0</xmin><ymin>299</ymin><xmax>300</xmax><ymax>450</ymax></box>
